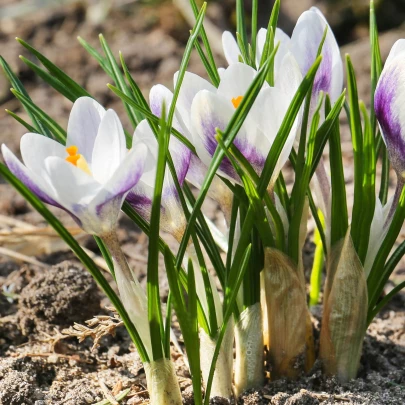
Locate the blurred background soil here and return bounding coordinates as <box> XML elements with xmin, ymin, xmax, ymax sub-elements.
<box><xmin>0</xmin><ymin>0</ymin><xmax>404</xmax><ymax>404</ymax></box>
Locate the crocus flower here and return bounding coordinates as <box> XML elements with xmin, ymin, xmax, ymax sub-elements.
<box><xmin>2</xmin><ymin>97</ymin><xmax>146</xmax><ymax>236</ymax></box>
<box><xmin>176</xmin><ymin>62</ymin><xmax>302</xmax><ymax>189</ymax></box>
<box><xmin>222</xmin><ymin>7</ymin><xmax>343</xmax><ymax>106</ymax></box>
<box><xmin>375</xmin><ymin>39</ymin><xmax>405</xmax><ymax>179</ymax></box>
<box><xmin>127</xmin><ymin>83</ymin><xmax>234</xmax><ymax>227</ymax></box>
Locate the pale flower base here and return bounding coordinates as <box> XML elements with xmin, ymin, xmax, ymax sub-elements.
<box><xmin>200</xmin><ymin>324</ymin><xmax>234</xmax><ymax>399</ymax></box>
<box><xmin>144</xmin><ymin>358</ymin><xmax>183</xmax><ymax>405</ymax></box>
<box><xmin>234</xmin><ymin>303</ymin><xmax>264</xmax><ymax>397</ymax></box>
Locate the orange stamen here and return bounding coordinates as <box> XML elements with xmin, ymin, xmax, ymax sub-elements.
<box><xmin>232</xmin><ymin>95</ymin><xmax>243</xmax><ymax>109</ymax></box>
<box><xmin>65</xmin><ymin>154</ymin><xmax>80</xmax><ymax>165</ymax></box>
<box><xmin>66</xmin><ymin>145</ymin><xmax>78</xmax><ymax>156</ymax></box>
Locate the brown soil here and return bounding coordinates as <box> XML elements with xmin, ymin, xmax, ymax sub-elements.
<box><xmin>0</xmin><ymin>1</ymin><xmax>404</xmax><ymax>404</ymax></box>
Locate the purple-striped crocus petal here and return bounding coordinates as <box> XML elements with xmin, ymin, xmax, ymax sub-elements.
<box><xmin>1</xmin><ymin>144</ymin><xmax>61</xmax><ymax>208</ymax></box>
<box><xmin>375</xmin><ymin>58</ymin><xmax>405</xmax><ymax>176</ymax></box>
<box><xmin>222</xmin><ymin>31</ymin><xmax>241</xmax><ymax>65</ymax></box>
<box><xmin>149</xmin><ymin>86</ymin><xmax>192</xmax><ymax>185</ymax></box>
<box><xmin>191</xmin><ymin>90</ymin><xmax>263</xmax><ymax>183</ymax></box>
<box><xmin>66</xmin><ymin>97</ymin><xmax>106</xmax><ymax>164</ymax></box>
<box><xmin>290</xmin><ymin>8</ymin><xmax>342</xmax><ymax>103</ymax></box>
<box><xmin>88</xmin><ymin>143</ymin><xmax>148</xmax><ymax>235</ymax></box>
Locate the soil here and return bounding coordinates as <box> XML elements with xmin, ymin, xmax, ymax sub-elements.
<box><xmin>0</xmin><ymin>1</ymin><xmax>404</xmax><ymax>404</ymax></box>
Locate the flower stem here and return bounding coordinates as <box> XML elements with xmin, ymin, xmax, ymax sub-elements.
<box><xmin>101</xmin><ymin>230</ymin><xmax>151</xmax><ymax>358</ymax></box>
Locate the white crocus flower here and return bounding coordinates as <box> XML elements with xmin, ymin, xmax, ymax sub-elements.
<box><xmin>2</xmin><ymin>97</ymin><xmax>146</xmax><ymax>236</ymax></box>
<box><xmin>176</xmin><ymin>62</ymin><xmax>301</xmax><ymax>190</ymax></box>
<box><xmin>222</xmin><ymin>7</ymin><xmax>343</xmax><ymax>106</ymax></box>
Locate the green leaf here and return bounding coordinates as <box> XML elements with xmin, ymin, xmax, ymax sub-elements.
<box><xmin>0</xmin><ymin>55</ymin><xmax>51</xmax><ymax>136</ymax></box>
<box><xmin>5</xmin><ymin>110</ymin><xmax>37</xmax><ymax>133</ymax></box>
<box><xmin>77</xmin><ymin>36</ymin><xmax>113</xmax><ymax>77</ymax></box>
<box><xmin>147</xmin><ymin>107</ymin><xmax>167</xmax><ymax>361</ymax></box>
<box><xmin>251</xmin><ymin>0</ymin><xmax>258</xmax><ymax>62</ymax></box>
<box><xmin>16</xmin><ymin>37</ymin><xmax>91</xmax><ymax>98</ymax></box>
<box><xmin>188</xmin><ymin>1</ymin><xmax>220</xmax><ymax>84</ymax></box>
<box><xmin>288</xmin><ymin>92</ymin><xmax>324</xmax><ymax>264</ymax></box>
<box><xmin>164</xmin><ymin>250</ymin><xmax>202</xmax><ymax>405</ymax></box>
<box><xmin>0</xmin><ymin>163</ymin><xmax>149</xmax><ymax>362</ymax></box>
<box><xmin>346</xmin><ymin>55</ymin><xmax>364</xmax><ymax>256</ymax></box>
<box><xmin>99</xmin><ymin>34</ymin><xmax>142</xmax><ymax>129</ymax></box>
<box><xmin>19</xmin><ymin>55</ymin><xmax>77</xmax><ymax>102</ymax></box>
<box><xmin>327</xmin><ymin>96</ymin><xmax>349</xmax><ymax>246</ymax></box>
<box><xmin>236</xmin><ymin>0</ymin><xmax>248</xmax><ymax>62</ymax></box>
<box><xmin>11</xmin><ymin>88</ymin><xmax>66</xmax><ymax>143</ymax></box>
<box><xmin>358</xmin><ymin>101</ymin><xmax>376</xmax><ymax>263</ymax></box>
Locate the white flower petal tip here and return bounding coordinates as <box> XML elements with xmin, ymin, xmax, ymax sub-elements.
<box><xmin>291</xmin><ymin>8</ymin><xmax>343</xmax><ymax>103</ymax></box>
<box><xmin>2</xmin><ymin>97</ymin><xmax>144</xmax><ymax>236</ymax></box>
<box><xmin>67</xmin><ymin>96</ymin><xmax>106</xmax><ymax>163</ymax></box>
<box><xmin>222</xmin><ymin>31</ymin><xmax>241</xmax><ymax>65</ymax></box>
<box><xmin>375</xmin><ymin>56</ymin><xmax>405</xmax><ymax>176</ymax></box>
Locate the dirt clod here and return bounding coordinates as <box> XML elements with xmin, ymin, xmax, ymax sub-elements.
<box><xmin>18</xmin><ymin>261</ymin><xmax>101</xmax><ymax>334</ymax></box>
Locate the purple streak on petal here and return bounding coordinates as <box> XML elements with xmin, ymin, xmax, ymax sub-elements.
<box><xmin>375</xmin><ymin>64</ymin><xmax>405</xmax><ymax>172</ymax></box>
<box><xmin>4</xmin><ymin>150</ymin><xmax>59</xmax><ymax>207</ymax></box>
<box><xmin>233</xmin><ymin>137</ymin><xmax>266</xmax><ymax>175</ymax></box>
<box><xmin>126</xmin><ymin>191</ymin><xmax>152</xmax><ymax>222</ymax></box>
<box><xmin>201</xmin><ymin>115</ymin><xmax>239</xmax><ymax>181</ymax></box>
<box><xmin>313</xmin><ymin>48</ymin><xmax>332</xmax><ymax>96</ymax></box>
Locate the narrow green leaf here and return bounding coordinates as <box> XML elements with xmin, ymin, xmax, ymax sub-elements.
<box><xmin>99</xmin><ymin>34</ymin><xmax>142</xmax><ymax>129</ymax></box>
<box><xmin>251</xmin><ymin>0</ymin><xmax>258</xmax><ymax>60</ymax></box>
<box><xmin>16</xmin><ymin>37</ymin><xmax>91</xmax><ymax>98</ymax></box>
<box><xmin>189</xmin><ymin>0</ymin><xmax>220</xmax><ymax>84</ymax></box>
<box><xmin>77</xmin><ymin>36</ymin><xmax>113</xmax><ymax>76</ymax></box>
<box><xmin>236</xmin><ymin>0</ymin><xmax>248</xmax><ymax>61</ymax></box>
<box><xmin>11</xmin><ymin>88</ymin><xmax>66</xmax><ymax>143</ymax></box>
<box><xmin>147</xmin><ymin>107</ymin><xmax>167</xmax><ymax>361</ymax></box>
<box><xmin>5</xmin><ymin>110</ymin><xmax>37</xmax><ymax>133</ymax></box>
<box><xmin>19</xmin><ymin>55</ymin><xmax>77</xmax><ymax>102</ymax></box>
<box><xmin>0</xmin><ymin>55</ymin><xmax>50</xmax><ymax>136</ymax></box>
<box><xmin>358</xmin><ymin>101</ymin><xmax>376</xmax><ymax>264</ymax></box>
<box><xmin>328</xmin><ymin>96</ymin><xmax>349</xmax><ymax>245</ymax></box>
<box><xmin>346</xmin><ymin>55</ymin><xmax>364</xmax><ymax>255</ymax></box>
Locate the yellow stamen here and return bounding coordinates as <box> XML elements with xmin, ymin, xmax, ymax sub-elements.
<box><xmin>65</xmin><ymin>146</ymin><xmax>92</xmax><ymax>175</ymax></box>
<box><xmin>66</xmin><ymin>145</ymin><xmax>78</xmax><ymax>156</ymax></box>
<box><xmin>232</xmin><ymin>95</ymin><xmax>243</xmax><ymax>109</ymax></box>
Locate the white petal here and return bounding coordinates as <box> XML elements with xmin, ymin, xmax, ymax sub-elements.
<box><xmin>385</xmin><ymin>39</ymin><xmax>405</xmax><ymax>67</ymax></box>
<box><xmin>150</xmin><ymin>84</ymin><xmax>173</xmax><ymax>118</ymax></box>
<box><xmin>256</xmin><ymin>86</ymin><xmax>299</xmax><ymax>186</ymax></box>
<box><xmin>274</xmin><ymin>52</ymin><xmax>303</xmax><ymax>102</ymax></box>
<box><xmin>175</xmin><ymin>71</ymin><xmax>216</xmax><ymax>131</ymax></box>
<box><xmin>222</xmin><ymin>31</ymin><xmax>241</xmax><ymax>65</ymax></box>
<box><xmin>256</xmin><ymin>27</ymin><xmax>291</xmax><ymax>74</ymax></box>
<box><xmin>20</xmin><ymin>133</ymin><xmax>66</xmax><ymax>177</ymax></box>
<box><xmin>217</xmin><ymin>62</ymin><xmax>259</xmax><ymax>103</ymax></box>
<box><xmin>44</xmin><ymin>156</ymin><xmax>101</xmax><ymax>215</ymax></box>
<box><xmin>91</xmin><ymin>109</ymin><xmax>127</xmax><ymax>184</ymax></box>
<box><xmin>67</xmin><ymin>97</ymin><xmax>105</xmax><ymax>163</ymax></box>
